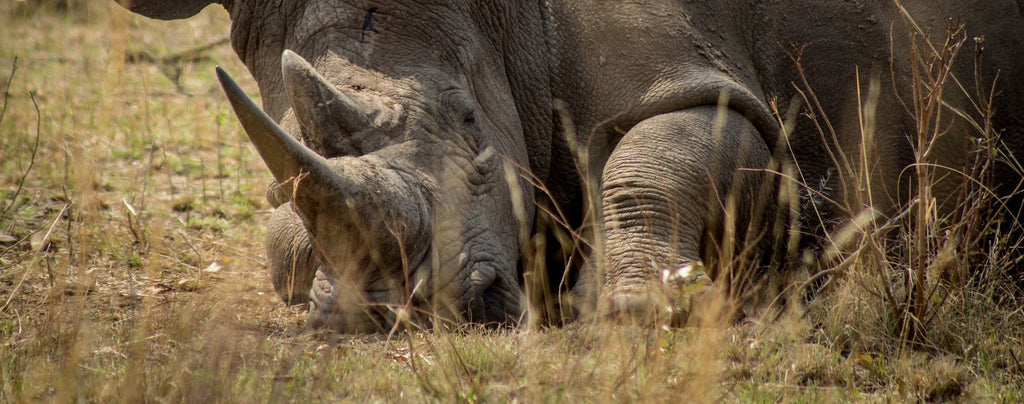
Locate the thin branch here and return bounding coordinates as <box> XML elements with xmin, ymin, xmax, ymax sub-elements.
<box><xmin>0</xmin><ymin>56</ymin><xmax>17</xmax><ymax>126</ymax></box>
<box><xmin>125</xmin><ymin>37</ymin><xmax>230</xmax><ymax>65</ymax></box>
<box><xmin>0</xmin><ymin>91</ymin><xmax>41</xmax><ymax>224</ymax></box>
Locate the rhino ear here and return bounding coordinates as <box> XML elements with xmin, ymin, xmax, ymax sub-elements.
<box><xmin>114</xmin><ymin>0</ymin><xmax>217</xmax><ymax>20</ymax></box>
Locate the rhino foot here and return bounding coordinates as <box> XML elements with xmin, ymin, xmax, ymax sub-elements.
<box><xmin>603</xmin><ymin>261</ymin><xmax>715</xmax><ymax>327</ymax></box>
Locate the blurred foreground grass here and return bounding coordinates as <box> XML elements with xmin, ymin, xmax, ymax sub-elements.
<box><xmin>0</xmin><ymin>2</ymin><xmax>1022</xmax><ymax>402</ymax></box>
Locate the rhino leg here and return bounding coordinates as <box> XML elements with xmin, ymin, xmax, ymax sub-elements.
<box><xmin>266</xmin><ymin>205</ymin><xmax>319</xmax><ymax>306</ymax></box>
<box><xmin>599</xmin><ymin>106</ymin><xmax>772</xmax><ymax>325</ymax></box>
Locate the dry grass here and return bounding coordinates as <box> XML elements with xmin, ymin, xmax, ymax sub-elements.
<box><xmin>1</xmin><ymin>3</ymin><xmax>1022</xmax><ymax>403</ymax></box>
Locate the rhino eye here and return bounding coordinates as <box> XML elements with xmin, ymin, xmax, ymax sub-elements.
<box><xmin>462</xmin><ymin>111</ymin><xmax>477</xmax><ymax>126</ymax></box>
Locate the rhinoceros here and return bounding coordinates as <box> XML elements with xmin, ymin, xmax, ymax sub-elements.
<box><xmin>116</xmin><ymin>0</ymin><xmax>1024</xmax><ymax>332</ymax></box>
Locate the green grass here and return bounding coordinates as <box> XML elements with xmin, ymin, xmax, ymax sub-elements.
<box><xmin>1</xmin><ymin>2</ymin><xmax>1022</xmax><ymax>403</ymax></box>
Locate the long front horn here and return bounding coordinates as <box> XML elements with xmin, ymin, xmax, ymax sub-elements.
<box><xmin>216</xmin><ymin>66</ymin><xmax>341</xmax><ymax>188</ymax></box>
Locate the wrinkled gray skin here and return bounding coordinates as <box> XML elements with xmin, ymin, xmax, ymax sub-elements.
<box><xmin>117</xmin><ymin>0</ymin><xmax>1024</xmax><ymax>332</ymax></box>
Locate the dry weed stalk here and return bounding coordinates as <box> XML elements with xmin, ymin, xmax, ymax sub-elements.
<box><xmin>798</xmin><ymin>8</ymin><xmax>1023</xmax><ymax>357</ymax></box>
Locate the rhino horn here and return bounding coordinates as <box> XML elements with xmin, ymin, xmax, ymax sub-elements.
<box><xmin>219</xmin><ymin>66</ymin><xmax>429</xmax><ymax>277</ymax></box>
<box><xmin>216</xmin><ymin>66</ymin><xmax>345</xmax><ymax>196</ymax></box>
<box><xmin>281</xmin><ymin>50</ymin><xmax>387</xmax><ymax>153</ymax></box>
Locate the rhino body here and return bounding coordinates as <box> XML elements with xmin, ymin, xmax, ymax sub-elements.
<box><xmin>118</xmin><ymin>0</ymin><xmax>1024</xmax><ymax>332</ymax></box>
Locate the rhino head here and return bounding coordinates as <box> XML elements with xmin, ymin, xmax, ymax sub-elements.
<box><xmin>117</xmin><ymin>0</ymin><xmax>549</xmax><ymax>332</ymax></box>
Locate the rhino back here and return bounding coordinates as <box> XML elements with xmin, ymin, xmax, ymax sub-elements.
<box><xmin>549</xmin><ymin>0</ymin><xmax>1024</xmax><ymax>213</ymax></box>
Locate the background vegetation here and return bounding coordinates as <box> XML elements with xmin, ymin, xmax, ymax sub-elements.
<box><xmin>1</xmin><ymin>2</ymin><xmax>1021</xmax><ymax>402</ymax></box>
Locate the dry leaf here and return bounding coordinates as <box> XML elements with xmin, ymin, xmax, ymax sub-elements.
<box><xmin>204</xmin><ymin>261</ymin><xmax>222</xmax><ymax>273</ymax></box>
